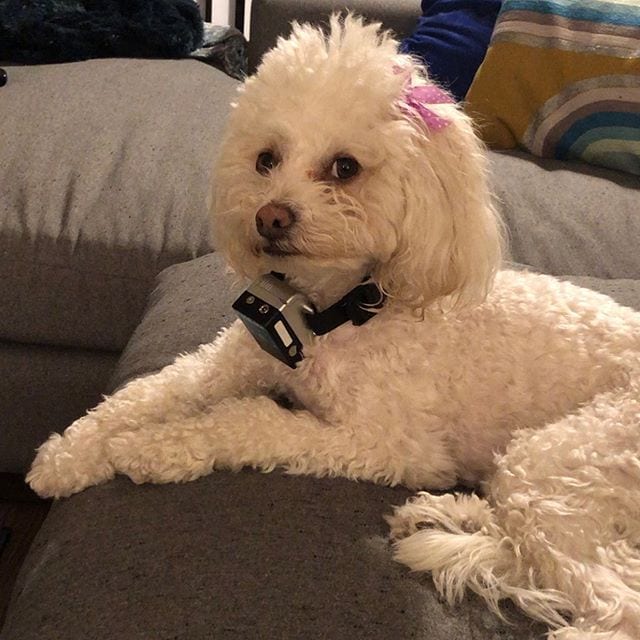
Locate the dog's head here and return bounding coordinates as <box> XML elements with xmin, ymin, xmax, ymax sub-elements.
<box><xmin>213</xmin><ymin>14</ymin><xmax>503</xmax><ymax>311</ymax></box>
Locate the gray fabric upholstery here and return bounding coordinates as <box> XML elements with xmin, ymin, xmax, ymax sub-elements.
<box><xmin>108</xmin><ymin>252</ymin><xmax>236</xmax><ymax>392</ymax></box>
<box><xmin>0</xmin><ymin>58</ymin><xmax>238</xmax><ymax>353</ymax></box>
<box><xmin>248</xmin><ymin>0</ymin><xmax>419</xmax><ymax>71</ymax></box>
<box><xmin>0</xmin><ymin>343</ymin><xmax>118</xmax><ymax>473</ymax></box>
<box><xmin>0</xmin><ymin>57</ymin><xmax>239</xmax><ymax>475</ymax></box>
<box><xmin>1</xmin><ymin>474</ymin><xmax>544</xmax><ymax>640</ymax></box>
<box><xmin>490</xmin><ymin>151</ymin><xmax>640</xmax><ymax>279</ymax></box>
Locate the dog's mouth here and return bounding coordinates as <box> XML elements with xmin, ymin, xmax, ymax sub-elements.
<box><xmin>261</xmin><ymin>242</ymin><xmax>302</xmax><ymax>258</ymax></box>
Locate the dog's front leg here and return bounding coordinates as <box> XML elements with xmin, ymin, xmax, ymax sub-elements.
<box><xmin>107</xmin><ymin>395</ymin><xmax>431</xmax><ymax>489</ymax></box>
<box><xmin>27</xmin><ymin>322</ymin><xmax>272</xmax><ymax>498</ymax></box>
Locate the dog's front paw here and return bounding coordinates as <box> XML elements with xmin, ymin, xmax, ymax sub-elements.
<box><xmin>27</xmin><ymin>431</ymin><xmax>115</xmax><ymax>499</ymax></box>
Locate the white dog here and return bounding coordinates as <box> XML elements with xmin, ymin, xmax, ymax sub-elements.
<box><xmin>28</xmin><ymin>15</ymin><xmax>640</xmax><ymax>640</ymax></box>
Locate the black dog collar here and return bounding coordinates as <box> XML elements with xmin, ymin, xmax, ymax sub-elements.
<box><xmin>233</xmin><ymin>272</ymin><xmax>386</xmax><ymax>369</ymax></box>
<box><xmin>271</xmin><ymin>272</ymin><xmax>385</xmax><ymax>335</ymax></box>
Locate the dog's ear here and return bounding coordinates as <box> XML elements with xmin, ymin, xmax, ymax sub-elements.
<box><xmin>375</xmin><ymin>99</ymin><xmax>504</xmax><ymax>313</ymax></box>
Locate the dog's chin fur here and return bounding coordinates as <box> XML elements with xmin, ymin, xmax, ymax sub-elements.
<box><xmin>251</xmin><ymin>251</ymin><xmax>372</xmax><ymax>309</ymax></box>
<box><xmin>27</xmin><ymin>14</ymin><xmax>640</xmax><ymax>640</ymax></box>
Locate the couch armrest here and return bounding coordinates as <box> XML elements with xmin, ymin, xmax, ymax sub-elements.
<box><xmin>247</xmin><ymin>0</ymin><xmax>419</xmax><ymax>71</ymax></box>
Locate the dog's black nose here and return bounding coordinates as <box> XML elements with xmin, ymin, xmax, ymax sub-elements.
<box><xmin>255</xmin><ymin>202</ymin><xmax>296</xmax><ymax>240</ymax></box>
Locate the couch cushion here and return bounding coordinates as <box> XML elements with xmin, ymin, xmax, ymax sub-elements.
<box><xmin>108</xmin><ymin>252</ymin><xmax>236</xmax><ymax>391</ymax></box>
<box><xmin>0</xmin><ymin>58</ymin><xmax>238</xmax><ymax>352</ymax></box>
<box><xmin>489</xmin><ymin>150</ymin><xmax>640</xmax><ymax>279</ymax></box>
<box><xmin>0</xmin><ymin>342</ymin><xmax>118</xmax><ymax>474</ymax></box>
<box><xmin>1</xmin><ymin>473</ymin><xmax>546</xmax><ymax>640</ymax></box>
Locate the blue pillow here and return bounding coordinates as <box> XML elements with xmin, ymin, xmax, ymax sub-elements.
<box><xmin>400</xmin><ymin>0</ymin><xmax>502</xmax><ymax>102</ymax></box>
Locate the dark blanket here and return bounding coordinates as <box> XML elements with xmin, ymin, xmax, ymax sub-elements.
<box><xmin>400</xmin><ymin>0</ymin><xmax>501</xmax><ymax>102</ymax></box>
<box><xmin>191</xmin><ymin>23</ymin><xmax>247</xmax><ymax>79</ymax></box>
<box><xmin>0</xmin><ymin>0</ymin><xmax>204</xmax><ymax>63</ymax></box>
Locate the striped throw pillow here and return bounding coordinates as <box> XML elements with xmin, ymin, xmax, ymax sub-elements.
<box><xmin>465</xmin><ymin>0</ymin><xmax>640</xmax><ymax>175</ymax></box>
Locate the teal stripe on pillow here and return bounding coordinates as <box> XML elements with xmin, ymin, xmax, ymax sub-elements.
<box><xmin>501</xmin><ymin>0</ymin><xmax>640</xmax><ymax>27</ymax></box>
<box><xmin>523</xmin><ymin>75</ymin><xmax>640</xmax><ymax>156</ymax></box>
<box><xmin>562</xmin><ymin>122</ymin><xmax>640</xmax><ymax>157</ymax></box>
<box><xmin>583</xmin><ymin>149</ymin><xmax>640</xmax><ymax>174</ymax></box>
<box><xmin>556</xmin><ymin>113</ymin><xmax>640</xmax><ymax>174</ymax></box>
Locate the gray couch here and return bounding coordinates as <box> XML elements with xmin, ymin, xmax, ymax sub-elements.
<box><xmin>0</xmin><ymin>58</ymin><xmax>236</xmax><ymax>473</ymax></box>
<box><xmin>1</xmin><ymin>1</ymin><xmax>639</xmax><ymax>638</ymax></box>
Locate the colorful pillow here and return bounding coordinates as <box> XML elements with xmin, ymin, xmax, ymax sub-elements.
<box><xmin>400</xmin><ymin>0</ymin><xmax>502</xmax><ymax>102</ymax></box>
<box><xmin>465</xmin><ymin>0</ymin><xmax>640</xmax><ymax>175</ymax></box>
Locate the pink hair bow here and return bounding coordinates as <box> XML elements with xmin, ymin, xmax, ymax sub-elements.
<box><xmin>403</xmin><ymin>85</ymin><xmax>454</xmax><ymax>132</ymax></box>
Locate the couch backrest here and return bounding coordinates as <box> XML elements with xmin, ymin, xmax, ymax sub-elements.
<box><xmin>247</xmin><ymin>0</ymin><xmax>419</xmax><ymax>72</ymax></box>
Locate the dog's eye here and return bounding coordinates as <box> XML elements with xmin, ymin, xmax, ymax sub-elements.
<box><xmin>256</xmin><ymin>151</ymin><xmax>278</xmax><ymax>175</ymax></box>
<box><xmin>331</xmin><ymin>156</ymin><xmax>360</xmax><ymax>180</ymax></box>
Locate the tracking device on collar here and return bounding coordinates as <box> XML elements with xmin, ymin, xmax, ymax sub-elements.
<box><xmin>232</xmin><ymin>273</ymin><xmax>315</xmax><ymax>368</ymax></box>
<box><xmin>233</xmin><ymin>272</ymin><xmax>386</xmax><ymax>369</ymax></box>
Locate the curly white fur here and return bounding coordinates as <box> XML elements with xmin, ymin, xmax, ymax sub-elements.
<box><xmin>27</xmin><ymin>15</ymin><xmax>640</xmax><ymax>639</ymax></box>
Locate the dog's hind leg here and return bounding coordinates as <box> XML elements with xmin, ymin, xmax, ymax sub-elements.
<box><xmin>390</xmin><ymin>375</ymin><xmax>640</xmax><ymax>638</ymax></box>
<box><xmin>544</xmin><ymin>564</ymin><xmax>640</xmax><ymax>640</ymax></box>
<box><xmin>388</xmin><ymin>491</ymin><xmax>572</xmax><ymax>626</ymax></box>
<box><xmin>389</xmin><ymin>490</ymin><xmax>640</xmax><ymax>639</ymax></box>
<box><xmin>27</xmin><ymin>322</ymin><xmax>273</xmax><ymax>498</ymax></box>
<box><xmin>489</xmin><ymin>379</ymin><xmax>640</xmax><ymax>638</ymax></box>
